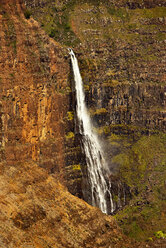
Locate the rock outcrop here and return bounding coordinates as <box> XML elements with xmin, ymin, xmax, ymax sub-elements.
<box><xmin>0</xmin><ymin>0</ymin><xmax>69</xmax><ymax>173</ymax></box>
<box><xmin>88</xmin><ymin>83</ymin><xmax>166</xmax><ymax>132</ymax></box>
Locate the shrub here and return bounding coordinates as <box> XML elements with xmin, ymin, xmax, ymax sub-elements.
<box><xmin>72</xmin><ymin>164</ymin><xmax>81</xmax><ymax>171</ymax></box>
<box><xmin>49</xmin><ymin>28</ymin><xmax>56</xmax><ymax>38</ymax></box>
<box><xmin>65</xmin><ymin>132</ymin><xmax>75</xmax><ymax>140</ymax></box>
<box><xmin>24</xmin><ymin>9</ymin><xmax>32</xmax><ymax>19</ymax></box>
<box><xmin>155</xmin><ymin>231</ymin><xmax>166</xmax><ymax>239</ymax></box>
<box><xmin>67</xmin><ymin>111</ymin><xmax>74</xmax><ymax>121</ymax></box>
<box><xmin>94</xmin><ymin>108</ymin><xmax>108</xmax><ymax>115</ymax></box>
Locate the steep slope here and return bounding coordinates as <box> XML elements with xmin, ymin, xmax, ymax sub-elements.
<box><xmin>0</xmin><ymin>161</ymin><xmax>139</xmax><ymax>248</ymax></box>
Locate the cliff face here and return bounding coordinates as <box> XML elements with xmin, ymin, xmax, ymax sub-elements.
<box><xmin>0</xmin><ymin>1</ymin><xmax>141</xmax><ymax>247</ymax></box>
<box><xmin>71</xmin><ymin>1</ymin><xmax>166</xmax><ymax>241</ymax></box>
<box><xmin>0</xmin><ymin>1</ymin><xmax>124</xmax><ymax>247</ymax></box>
<box><xmin>0</xmin><ymin>0</ymin><xmax>166</xmax><ymax>246</ymax></box>
<box><xmin>88</xmin><ymin>83</ymin><xmax>165</xmax><ymax>131</ymax></box>
<box><xmin>24</xmin><ymin>0</ymin><xmax>166</xmax><ymax>244</ymax></box>
<box><xmin>0</xmin><ymin>0</ymin><xmax>69</xmax><ymax>173</ymax></box>
<box><xmin>25</xmin><ymin>0</ymin><xmax>166</xmax><ymax>130</ymax></box>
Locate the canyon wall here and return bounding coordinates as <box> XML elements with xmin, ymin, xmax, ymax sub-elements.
<box><xmin>25</xmin><ymin>0</ymin><xmax>166</xmax><ymax>131</ymax></box>
<box><xmin>0</xmin><ymin>0</ymin><xmax>75</xmax><ymax>183</ymax></box>
<box><xmin>0</xmin><ymin>0</ymin><xmax>165</xmax><ymax>246</ymax></box>
<box><xmin>88</xmin><ymin>83</ymin><xmax>165</xmax><ymax>131</ymax></box>
<box><xmin>0</xmin><ymin>1</ymin><xmax>121</xmax><ymax>247</ymax></box>
<box><xmin>24</xmin><ymin>0</ymin><xmax>166</xmax><ymax>243</ymax></box>
<box><xmin>0</xmin><ymin>1</ymin><xmax>141</xmax><ymax>247</ymax></box>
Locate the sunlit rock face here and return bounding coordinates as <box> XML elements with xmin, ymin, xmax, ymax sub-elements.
<box><xmin>0</xmin><ymin>0</ymin><xmax>166</xmax><ymax>246</ymax></box>
<box><xmin>0</xmin><ymin>1</ymin><xmax>140</xmax><ymax>248</ymax></box>
<box><xmin>0</xmin><ymin>0</ymin><xmax>70</xmax><ymax>171</ymax></box>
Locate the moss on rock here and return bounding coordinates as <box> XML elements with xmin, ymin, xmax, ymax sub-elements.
<box><xmin>114</xmin><ymin>133</ymin><xmax>166</xmax><ymax>241</ymax></box>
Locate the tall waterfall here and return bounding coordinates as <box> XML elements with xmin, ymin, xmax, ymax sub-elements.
<box><xmin>69</xmin><ymin>49</ymin><xmax>114</xmax><ymax>214</ymax></box>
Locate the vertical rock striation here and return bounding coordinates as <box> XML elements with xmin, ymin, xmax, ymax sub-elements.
<box><xmin>0</xmin><ymin>1</ymin><xmax>143</xmax><ymax>248</ymax></box>
<box><xmin>0</xmin><ymin>0</ymin><xmax>70</xmax><ymax>176</ymax></box>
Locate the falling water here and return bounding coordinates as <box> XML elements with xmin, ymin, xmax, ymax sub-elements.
<box><xmin>69</xmin><ymin>49</ymin><xmax>114</xmax><ymax>214</ymax></box>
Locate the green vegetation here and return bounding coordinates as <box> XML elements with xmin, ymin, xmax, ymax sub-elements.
<box><xmin>10</xmin><ymin>73</ymin><xmax>15</xmax><ymax>78</ymax></box>
<box><xmin>108</xmin><ymin>7</ymin><xmax>130</xmax><ymax>21</ymax></box>
<box><xmin>115</xmin><ymin>199</ymin><xmax>166</xmax><ymax>241</ymax></box>
<box><xmin>94</xmin><ymin>125</ymin><xmax>110</xmax><ymax>135</ymax></box>
<box><xmin>78</xmin><ymin>57</ymin><xmax>98</xmax><ymax>83</ymax></box>
<box><xmin>3</xmin><ymin>14</ymin><xmax>17</xmax><ymax>55</ymax></box>
<box><xmin>67</xmin><ymin>111</ymin><xmax>74</xmax><ymax>121</ymax></box>
<box><xmin>65</xmin><ymin>86</ymin><xmax>72</xmax><ymax>94</ymax></box>
<box><xmin>65</xmin><ymin>132</ymin><xmax>75</xmax><ymax>140</ymax></box>
<box><xmin>113</xmin><ymin>134</ymin><xmax>166</xmax><ymax>187</ymax></box>
<box><xmin>49</xmin><ymin>28</ymin><xmax>56</xmax><ymax>38</ymax></box>
<box><xmin>24</xmin><ymin>9</ymin><xmax>32</xmax><ymax>19</ymax></box>
<box><xmin>102</xmin><ymin>80</ymin><xmax>122</xmax><ymax>87</ymax></box>
<box><xmin>72</xmin><ymin>164</ymin><xmax>81</xmax><ymax>171</ymax></box>
<box><xmin>141</xmin><ymin>7</ymin><xmax>166</xmax><ymax>19</ymax></box>
<box><xmin>93</xmin><ymin>108</ymin><xmax>108</xmax><ymax>116</ymax></box>
<box><xmin>114</xmin><ymin>133</ymin><xmax>166</xmax><ymax>241</ymax></box>
<box><xmin>155</xmin><ymin>231</ymin><xmax>166</xmax><ymax>239</ymax></box>
<box><xmin>29</xmin><ymin>0</ymin><xmax>80</xmax><ymax>46</ymax></box>
<box><xmin>108</xmin><ymin>6</ymin><xmax>166</xmax><ymax>22</ymax></box>
<box><xmin>84</xmin><ymin>84</ymin><xmax>90</xmax><ymax>91</ymax></box>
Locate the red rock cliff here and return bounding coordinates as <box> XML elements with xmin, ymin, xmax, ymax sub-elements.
<box><xmin>0</xmin><ymin>1</ymin><xmax>144</xmax><ymax>247</ymax></box>
<box><xmin>0</xmin><ymin>0</ymin><xmax>70</xmax><ymax>174</ymax></box>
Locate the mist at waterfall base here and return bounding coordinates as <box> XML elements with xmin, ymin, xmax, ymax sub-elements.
<box><xmin>69</xmin><ymin>49</ymin><xmax>115</xmax><ymax>214</ymax></box>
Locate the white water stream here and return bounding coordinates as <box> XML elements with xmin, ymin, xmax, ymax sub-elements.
<box><xmin>69</xmin><ymin>49</ymin><xmax>114</xmax><ymax>214</ymax></box>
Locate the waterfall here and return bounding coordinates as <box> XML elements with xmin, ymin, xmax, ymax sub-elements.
<box><xmin>69</xmin><ymin>49</ymin><xmax>114</xmax><ymax>214</ymax></box>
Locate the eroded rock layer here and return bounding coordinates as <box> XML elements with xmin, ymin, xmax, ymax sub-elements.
<box><xmin>0</xmin><ymin>0</ymin><xmax>166</xmax><ymax>247</ymax></box>
<box><xmin>23</xmin><ymin>0</ymin><xmax>166</xmax><ymax>244</ymax></box>
<box><xmin>0</xmin><ymin>0</ymin><xmax>70</xmax><ymax>173</ymax></box>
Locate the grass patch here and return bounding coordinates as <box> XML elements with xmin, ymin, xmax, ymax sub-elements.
<box><xmin>142</xmin><ymin>7</ymin><xmax>166</xmax><ymax>19</ymax></box>
<box><xmin>112</xmin><ymin>134</ymin><xmax>166</xmax><ymax>187</ymax></box>
<box><xmin>31</xmin><ymin>0</ymin><xmax>79</xmax><ymax>46</ymax></box>
<box><xmin>108</xmin><ymin>7</ymin><xmax>130</xmax><ymax>21</ymax></box>
<box><xmin>114</xmin><ymin>133</ymin><xmax>166</xmax><ymax>241</ymax></box>
<box><xmin>4</xmin><ymin>14</ymin><xmax>17</xmax><ymax>55</ymax></box>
